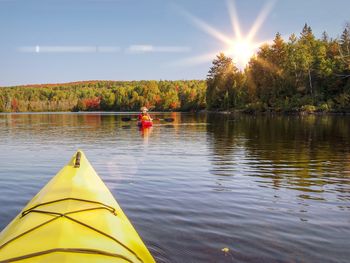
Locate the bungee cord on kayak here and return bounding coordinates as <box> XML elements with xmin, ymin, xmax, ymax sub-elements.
<box><xmin>0</xmin><ymin>198</ymin><xmax>144</xmax><ymax>263</ymax></box>
<box><xmin>21</xmin><ymin>197</ymin><xmax>116</xmax><ymax>217</ymax></box>
<box><xmin>0</xmin><ymin>248</ymin><xmax>135</xmax><ymax>263</ymax></box>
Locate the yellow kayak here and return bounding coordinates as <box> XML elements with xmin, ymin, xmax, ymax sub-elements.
<box><xmin>0</xmin><ymin>150</ymin><xmax>155</xmax><ymax>263</ymax></box>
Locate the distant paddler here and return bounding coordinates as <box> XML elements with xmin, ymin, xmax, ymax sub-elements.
<box><xmin>138</xmin><ymin>107</ymin><xmax>153</xmax><ymax>128</ymax></box>
<box><xmin>121</xmin><ymin>107</ymin><xmax>174</xmax><ymax>123</ymax></box>
<box><xmin>138</xmin><ymin>107</ymin><xmax>153</xmax><ymax>122</ymax></box>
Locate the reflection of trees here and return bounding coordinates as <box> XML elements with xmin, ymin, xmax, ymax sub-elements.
<box><xmin>1</xmin><ymin>114</ymin><xmax>113</xmax><ymax>144</ymax></box>
<box><xmin>157</xmin><ymin>112</ymin><xmax>208</xmax><ymax>136</ymax></box>
<box><xmin>0</xmin><ymin>112</ymin><xmax>209</xmax><ymax>145</ymax></box>
<box><xmin>207</xmin><ymin>114</ymin><xmax>350</xmax><ymax>198</ymax></box>
<box><xmin>206</xmin><ymin>113</ymin><xmax>241</xmax><ymax>177</ymax></box>
<box><xmin>206</xmin><ymin>114</ymin><xmax>237</xmax><ymax>156</ymax></box>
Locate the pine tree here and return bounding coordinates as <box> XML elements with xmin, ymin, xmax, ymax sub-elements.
<box><xmin>321</xmin><ymin>31</ymin><xmax>329</xmax><ymax>43</ymax></box>
<box><xmin>299</xmin><ymin>24</ymin><xmax>316</xmax><ymax>96</ymax></box>
<box><xmin>340</xmin><ymin>24</ymin><xmax>350</xmax><ymax>59</ymax></box>
<box><xmin>339</xmin><ymin>24</ymin><xmax>350</xmax><ymax>77</ymax></box>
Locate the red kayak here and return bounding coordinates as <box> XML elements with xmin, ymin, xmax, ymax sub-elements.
<box><xmin>138</xmin><ymin>120</ymin><xmax>153</xmax><ymax>128</ymax></box>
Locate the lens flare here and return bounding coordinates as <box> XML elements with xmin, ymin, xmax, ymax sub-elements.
<box><xmin>176</xmin><ymin>0</ymin><xmax>276</xmax><ymax>69</ymax></box>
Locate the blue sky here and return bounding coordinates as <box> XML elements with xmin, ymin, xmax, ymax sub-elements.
<box><xmin>0</xmin><ymin>0</ymin><xmax>349</xmax><ymax>86</ymax></box>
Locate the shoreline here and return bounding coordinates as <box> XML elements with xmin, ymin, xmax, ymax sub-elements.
<box><xmin>1</xmin><ymin>110</ymin><xmax>349</xmax><ymax>115</ymax></box>
<box><xmin>203</xmin><ymin>109</ymin><xmax>350</xmax><ymax>115</ymax></box>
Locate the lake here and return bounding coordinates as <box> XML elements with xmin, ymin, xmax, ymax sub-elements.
<box><xmin>0</xmin><ymin>112</ymin><xmax>349</xmax><ymax>263</ymax></box>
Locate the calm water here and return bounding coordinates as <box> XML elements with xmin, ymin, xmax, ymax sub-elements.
<box><xmin>0</xmin><ymin>112</ymin><xmax>349</xmax><ymax>263</ymax></box>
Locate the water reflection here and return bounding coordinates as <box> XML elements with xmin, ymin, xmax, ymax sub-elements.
<box><xmin>206</xmin><ymin>114</ymin><xmax>350</xmax><ymax>203</ymax></box>
<box><xmin>2</xmin><ymin>113</ymin><xmax>350</xmax><ymax>200</ymax></box>
<box><xmin>139</xmin><ymin>126</ymin><xmax>153</xmax><ymax>144</ymax></box>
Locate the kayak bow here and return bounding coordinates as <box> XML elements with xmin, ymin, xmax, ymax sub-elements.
<box><xmin>0</xmin><ymin>151</ymin><xmax>155</xmax><ymax>263</ymax></box>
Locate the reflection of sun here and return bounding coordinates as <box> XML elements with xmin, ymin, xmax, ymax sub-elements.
<box><xmin>178</xmin><ymin>0</ymin><xmax>275</xmax><ymax>69</ymax></box>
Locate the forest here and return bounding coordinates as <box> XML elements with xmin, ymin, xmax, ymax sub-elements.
<box><xmin>207</xmin><ymin>24</ymin><xmax>350</xmax><ymax>113</ymax></box>
<box><xmin>0</xmin><ymin>24</ymin><xmax>349</xmax><ymax>113</ymax></box>
<box><xmin>0</xmin><ymin>80</ymin><xmax>206</xmax><ymax>112</ymax></box>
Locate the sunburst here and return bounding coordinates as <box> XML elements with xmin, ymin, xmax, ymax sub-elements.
<box><xmin>177</xmin><ymin>0</ymin><xmax>276</xmax><ymax>69</ymax></box>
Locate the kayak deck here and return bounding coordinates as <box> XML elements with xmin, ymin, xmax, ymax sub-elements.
<box><xmin>137</xmin><ymin>121</ymin><xmax>153</xmax><ymax>128</ymax></box>
<box><xmin>0</xmin><ymin>151</ymin><xmax>155</xmax><ymax>263</ymax></box>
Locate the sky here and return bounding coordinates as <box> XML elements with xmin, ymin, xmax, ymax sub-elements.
<box><xmin>0</xmin><ymin>0</ymin><xmax>349</xmax><ymax>86</ymax></box>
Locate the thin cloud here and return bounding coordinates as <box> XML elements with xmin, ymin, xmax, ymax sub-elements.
<box><xmin>18</xmin><ymin>45</ymin><xmax>189</xmax><ymax>54</ymax></box>
<box><xmin>168</xmin><ymin>52</ymin><xmax>219</xmax><ymax>67</ymax></box>
<box><xmin>126</xmin><ymin>45</ymin><xmax>191</xmax><ymax>54</ymax></box>
<box><xmin>97</xmin><ymin>46</ymin><xmax>121</xmax><ymax>52</ymax></box>
<box><xmin>18</xmin><ymin>45</ymin><xmax>121</xmax><ymax>53</ymax></box>
<box><xmin>1</xmin><ymin>0</ymin><xmax>127</xmax><ymax>2</ymax></box>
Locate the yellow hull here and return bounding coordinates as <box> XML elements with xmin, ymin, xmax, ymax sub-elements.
<box><xmin>0</xmin><ymin>151</ymin><xmax>155</xmax><ymax>263</ymax></box>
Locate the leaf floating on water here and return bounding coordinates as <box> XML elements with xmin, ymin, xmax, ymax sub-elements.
<box><xmin>221</xmin><ymin>247</ymin><xmax>229</xmax><ymax>253</ymax></box>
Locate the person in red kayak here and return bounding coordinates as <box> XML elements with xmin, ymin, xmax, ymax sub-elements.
<box><xmin>138</xmin><ymin>107</ymin><xmax>153</xmax><ymax>122</ymax></box>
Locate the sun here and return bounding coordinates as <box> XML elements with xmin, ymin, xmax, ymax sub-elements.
<box><xmin>226</xmin><ymin>39</ymin><xmax>258</xmax><ymax>68</ymax></box>
<box><xmin>177</xmin><ymin>0</ymin><xmax>275</xmax><ymax>70</ymax></box>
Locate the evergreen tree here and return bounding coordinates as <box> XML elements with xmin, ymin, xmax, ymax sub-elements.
<box><xmin>339</xmin><ymin>24</ymin><xmax>350</xmax><ymax>73</ymax></box>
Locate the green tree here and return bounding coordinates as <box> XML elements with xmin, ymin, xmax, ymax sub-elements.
<box><xmin>100</xmin><ymin>91</ymin><xmax>115</xmax><ymax>110</ymax></box>
<box><xmin>339</xmin><ymin>24</ymin><xmax>350</xmax><ymax>74</ymax></box>
<box><xmin>206</xmin><ymin>53</ymin><xmax>240</xmax><ymax>110</ymax></box>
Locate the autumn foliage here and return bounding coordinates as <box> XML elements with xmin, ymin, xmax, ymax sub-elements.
<box><xmin>11</xmin><ymin>98</ymin><xmax>19</xmax><ymax>112</ymax></box>
<box><xmin>84</xmin><ymin>97</ymin><xmax>101</xmax><ymax>111</ymax></box>
<box><xmin>0</xmin><ymin>80</ymin><xmax>206</xmax><ymax>112</ymax></box>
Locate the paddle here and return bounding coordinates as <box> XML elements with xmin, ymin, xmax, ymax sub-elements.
<box><xmin>155</xmin><ymin>118</ymin><xmax>174</xmax><ymax>122</ymax></box>
<box><xmin>121</xmin><ymin>117</ymin><xmax>174</xmax><ymax>122</ymax></box>
<box><xmin>121</xmin><ymin>117</ymin><xmax>133</xmax><ymax>121</ymax></box>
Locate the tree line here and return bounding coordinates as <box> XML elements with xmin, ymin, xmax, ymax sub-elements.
<box><xmin>207</xmin><ymin>23</ymin><xmax>350</xmax><ymax>113</ymax></box>
<box><xmin>1</xmin><ymin>23</ymin><xmax>349</xmax><ymax>113</ymax></box>
<box><xmin>0</xmin><ymin>80</ymin><xmax>206</xmax><ymax>112</ymax></box>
